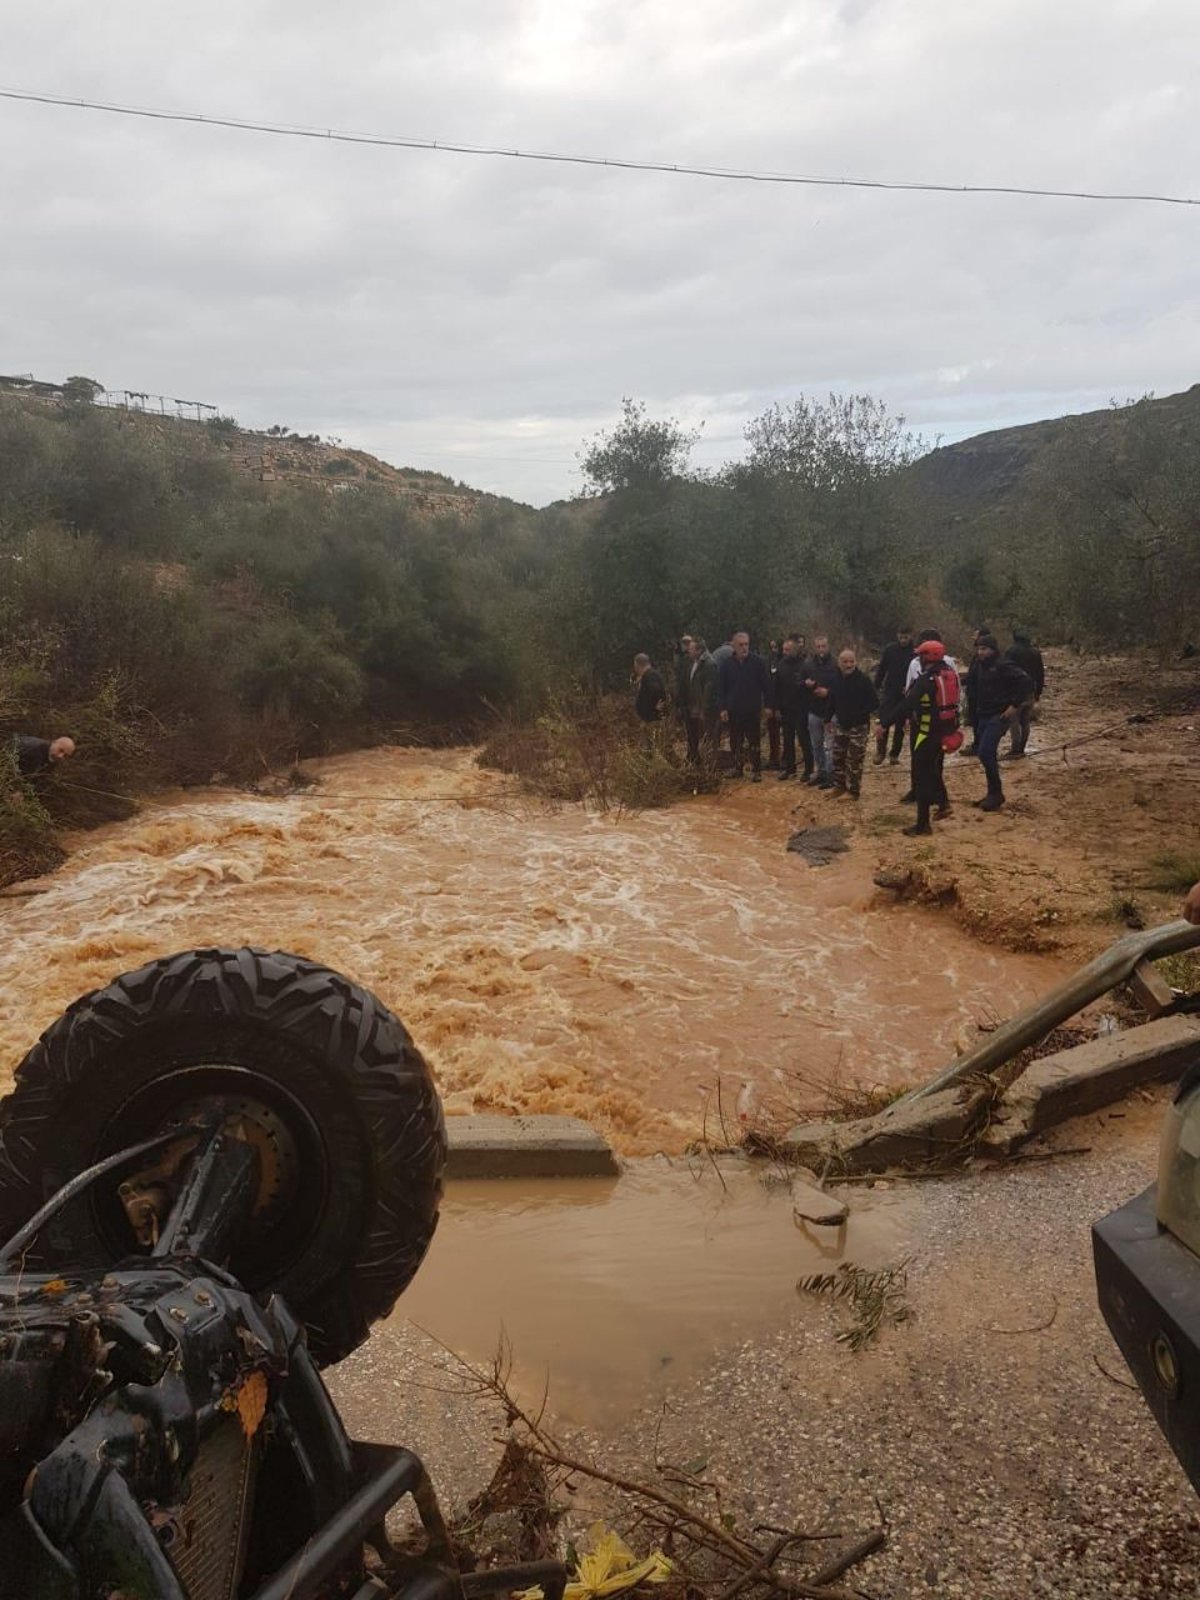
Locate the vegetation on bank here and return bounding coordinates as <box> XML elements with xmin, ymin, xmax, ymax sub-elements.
<box><xmin>0</xmin><ymin>381</ymin><xmax>1196</xmax><ymax>878</ymax></box>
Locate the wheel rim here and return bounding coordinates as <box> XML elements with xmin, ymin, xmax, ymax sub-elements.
<box><xmin>93</xmin><ymin>1063</ymin><xmax>330</xmax><ymax>1287</ymax></box>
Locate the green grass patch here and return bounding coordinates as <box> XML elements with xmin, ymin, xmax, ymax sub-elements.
<box><xmin>1157</xmin><ymin>951</ymin><xmax>1200</xmax><ymax>994</ymax></box>
<box><xmin>1143</xmin><ymin>850</ymin><xmax>1200</xmax><ymax>894</ymax></box>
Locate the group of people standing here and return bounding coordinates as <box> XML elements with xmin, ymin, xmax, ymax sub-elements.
<box><xmin>632</xmin><ymin>624</ymin><xmax>1044</xmax><ymax>836</ymax></box>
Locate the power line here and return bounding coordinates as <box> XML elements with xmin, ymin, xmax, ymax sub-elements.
<box><xmin>1</xmin><ymin>86</ymin><xmax>1196</xmax><ymax>210</ymax></box>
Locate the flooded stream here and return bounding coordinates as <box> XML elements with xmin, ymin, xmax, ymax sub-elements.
<box><xmin>0</xmin><ymin>746</ymin><xmax>1061</xmax><ymax>1153</ymax></box>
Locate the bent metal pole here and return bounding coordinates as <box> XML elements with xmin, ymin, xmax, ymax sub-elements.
<box><xmin>899</xmin><ymin>918</ymin><xmax>1200</xmax><ymax>1106</ymax></box>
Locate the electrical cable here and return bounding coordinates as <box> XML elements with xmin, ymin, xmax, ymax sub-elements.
<box><xmin>1</xmin><ymin>86</ymin><xmax>1196</xmax><ymax>209</ymax></box>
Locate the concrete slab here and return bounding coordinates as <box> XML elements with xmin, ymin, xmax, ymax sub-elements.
<box><xmin>993</xmin><ymin>1014</ymin><xmax>1200</xmax><ymax>1142</ymax></box>
<box><xmin>444</xmin><ymin>1114</ymin><xmax>620</xmax><ymax>1179</ymax></box>
<box><xmin>779</xmin><ymin>1087</ymin><xmax>989</xmax><ymax>1175</ymax></box>
<box><xmin>791</xmin><ymin>1178</ymin><xmax>849</xmax><ymax>1226</ymax></box>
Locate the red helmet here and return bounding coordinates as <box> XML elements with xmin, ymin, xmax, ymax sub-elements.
<box><xmin>916</xmin><ymin>639</ymin><xmax>946</xmax><ymax>660</ymax></box>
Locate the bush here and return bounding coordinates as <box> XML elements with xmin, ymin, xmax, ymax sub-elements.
<box><xmin>478</xmin><ymin>695</ymin><xmax>703</xmax><ymax>810</ymax></box>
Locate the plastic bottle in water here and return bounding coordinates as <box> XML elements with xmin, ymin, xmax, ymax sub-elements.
<box><xmin>736</xmin><ymin>1081</ymin><xmax>756</xmax><ymax>1123</ymax></box>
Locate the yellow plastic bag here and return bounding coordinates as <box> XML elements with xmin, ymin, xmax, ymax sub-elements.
<box><xmin>519</xmin><ymin>1522</ymin><xmax>672</xmax><ymax>1600</ymax></box>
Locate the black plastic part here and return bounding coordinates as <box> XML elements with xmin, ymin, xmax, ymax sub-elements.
<box><xmin>1093</xmin><ymin>1183</ymin><xmax>1200</xmax><ymax>1490</ymax></box>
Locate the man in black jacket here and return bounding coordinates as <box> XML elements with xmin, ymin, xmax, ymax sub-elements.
<box><xmin>773</xmin><ymin>634</ymin><xmax>813</xmax><ymax>781</ymax></box>
<box><xmin>718</xmin><ymin>632</ymin><xmax>774</xmax><ymax>781</ymax></box>
<box><xmin>873</xmin><ymin>627</ymin><xmax>914</xmax><ymax>765</ymax></box>
<box><xmin>972</xmin><ymin>635</ymin><xmax>1034</xmax><ymax>811</ymax></box>
<box><xmin>15</xmin><ymin>734</ymin><xmax>75</xmax><ymax>775</ymax></box>
<box><xmin>1005</xmin><ymin>630</ymin><xmax>1045</xmax><ymax>759</ymax></box>
<box><xmin>829</xmin><ymin>650</ymin><xmax>880</xmax><ymax>799</ymax></box>
<box><xmin>803</xmin><ymin>636</ymin><xmax>839</xmax><ymax>789</ymax></box>
<box><xmin>633</xmin><ymin>654</ymin><xmax>667</xmax><ymax>722</ymax></box>
<box><xmin>962</xmin><ymin>626</ymin><xmax>988</xmax><ymax>755</ymax></box>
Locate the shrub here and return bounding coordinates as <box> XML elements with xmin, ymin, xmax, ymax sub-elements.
<box><xmin>478</xmin><ymin>694</ymin><xmax>704</xmax><ymax>811</ymax></box>
<box><xmin>1143</xmin><ymin>850</ymin><xmax>1200</xmax><ymax>894</ymax></box>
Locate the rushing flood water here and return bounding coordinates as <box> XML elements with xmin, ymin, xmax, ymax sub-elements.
<box><xmin>0</xmin><ymin>747</ymin><xmax>1060</xmax><ymax>1153</ymax></box>
<box><xmin>374</xmin><ymin>1160</ymin><xmax>912</xmax><ymax>1421</ymax></box>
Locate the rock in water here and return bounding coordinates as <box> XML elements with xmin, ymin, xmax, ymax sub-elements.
<box><xmin>791</xmin><ymin>1177</ymin><xmax>849</xmax><ymax>1227</ymax></box>
<box><xmin>786</xmin><ymin>825</ymin><xmax>852</xmax><ymax>866</ymax></box>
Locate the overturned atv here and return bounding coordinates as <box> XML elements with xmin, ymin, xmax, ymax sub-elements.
<box><xmin>0</xmin><ymin>947</ymin><xmax>566</xmax><ymax>1600</ymax></box>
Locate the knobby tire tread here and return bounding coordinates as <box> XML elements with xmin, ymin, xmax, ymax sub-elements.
<box><xmin>0</xmin><ymin>947</ymin><xmax>446</xmax><ymax>1365</ymax></box>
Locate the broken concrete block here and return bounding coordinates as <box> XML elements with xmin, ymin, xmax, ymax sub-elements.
<box><xmin>1001</xmin><ymin>1013</ymin><xmax>1200</xmax><ymax>1137</ymax></box>
<box><xmin>845</xmin><ymin>1086</ymin><xmax>989</xmax><ymax>1170</ymax></box>
<box><xmin>791</xmin><ymin>1178</ymin><xmax>849</xmax><ymax>1227</ymax></box>
<box><xmin>780</xmin><ymin>1087</ymin><xmax>988</xmax><ymax>1175</ymax></box>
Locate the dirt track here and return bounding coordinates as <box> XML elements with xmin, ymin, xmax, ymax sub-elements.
<box><xmin>757</xmin><ymin>649</ymin><xmax>1200</xmax><ymax>957</ymax></box>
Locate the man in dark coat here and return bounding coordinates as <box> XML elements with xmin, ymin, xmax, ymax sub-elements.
<box><xmin>717</xmin><ymin>631</ymin><xmax>774</xmax><ymax>781</ymax></box>
<box><xmin>682</xmin><ymin>637</ymin><xmax>719</xmax><ymax>764</ymax></box>
<box><xmin>632</xmin><ymin>654</ymin><xmax>667</xmax><ymax>722</ymax></box>
<box><xmin>15</xmin><ymin>734</ymin><xmax>75</xmax><ymax>775</ymax></box>
<box><xmin>962</xmin><ymin>626</ymin><xmax>988</xmax><ymax>754</ymax></box>
<box><xmin>673</xmin><ymin>636</ymin><xmax>694</xmax><ymax>726</ymax></box>
<box><xmin>1005</xmin><ymin>630</ymin><xmax>1045</xmax><ymax>758</ymax></box>
<box><xmin>829</xmin><ymin>650</ymin><xmax>880</xmax><ymax>799</ymax></box>
<box><xmin>972</xmin><ymin>634</ymin><xmax>1034</xmax><ymax>811</ymax></box>
<box><xmin>773</xmin><ymin>634</ymin><xmax>813</xmax><ymax>781</ymax></box>
<box><xmin>873</xmin><ymin>627</ymin><xmax>914</xmax><ymax>765</ymax></box>
<box><xmin>802</xmin><ymin>636</ymin><xmax>839</xmax><ymax>789</ymax></box>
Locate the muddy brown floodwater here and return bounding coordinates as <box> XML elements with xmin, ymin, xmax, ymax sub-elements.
<box><xmin>386</xmin><ymin>1160</ymin><xmax>912</xmax><ymax>1421</ymax></box>
<box><xmin>0</xmin><ymin>747</ymin><xmax>1062</xmax><ymax>1153</ymax></box>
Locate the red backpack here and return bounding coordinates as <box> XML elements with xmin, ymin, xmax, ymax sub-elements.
<box><xmin>933</xmin><ymin>664</ymin><xmax>963</xmax><ymax>752</ymax></box>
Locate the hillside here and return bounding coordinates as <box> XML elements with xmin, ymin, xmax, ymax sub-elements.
<box><xmin>0</xmin><ymin>373</ymin><xmax>523</xmax><ymax>519</ymax></box>
<box><xmin>911</xmin><ymin>383</ymin><xmax>1200</xmax><ymax>516</ymax></box>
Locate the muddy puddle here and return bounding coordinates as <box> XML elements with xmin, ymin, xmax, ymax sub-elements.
<box><xmin>0</xmin><ymin>746</ymin><xmax>1064</xmax><ymax>1153</ymax></box>
<box><xmin>377</xmin><ymin>1160</ymin><xmax>912</xmax><ymax>1422</ymax></box>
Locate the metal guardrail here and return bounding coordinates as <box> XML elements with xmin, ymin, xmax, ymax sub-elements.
<box><xmin>900</xmin><ymin>918</ymin><xmax>1200</xmax><ymax>1105</ymax></box>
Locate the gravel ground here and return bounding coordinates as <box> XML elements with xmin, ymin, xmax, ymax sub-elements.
<box><xmin>331</xmin><ymin>1098</ymin><xmax>1200</xmax><ymax>1598</ymax></box>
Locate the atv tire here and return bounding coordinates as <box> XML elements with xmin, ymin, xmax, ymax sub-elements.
<box><xmin>0</xmin><ymin>947</ymin><xmax>445</xmax><ymax>1366</ymax></box>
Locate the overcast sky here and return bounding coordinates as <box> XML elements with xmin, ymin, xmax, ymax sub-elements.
<box><xmin>2</xmin><ymin>1</ymin><xmax>1197</xmax><ymax>504</ymax></box>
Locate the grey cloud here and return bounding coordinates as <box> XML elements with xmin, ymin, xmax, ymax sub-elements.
<box><xmin>1</xmin><ymin>0</ymin><xmax>1196</xmax><ymax>501</ymax></box>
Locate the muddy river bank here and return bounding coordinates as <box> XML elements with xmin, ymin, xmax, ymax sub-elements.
<box><xmin>0</xmin><ymin>746</ymin><xmax>1062</xmax><ymax>1153</ymax></box>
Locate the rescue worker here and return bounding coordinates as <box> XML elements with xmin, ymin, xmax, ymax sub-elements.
<box><xmin>884</xmin><ymin>639</ymin><xmax>954</xmax><ymax>835</ymax></box>
<box><xmin>900</xmin><ymin>631</ymin><xmax>958</xmax><ymax>804</ymax></box>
